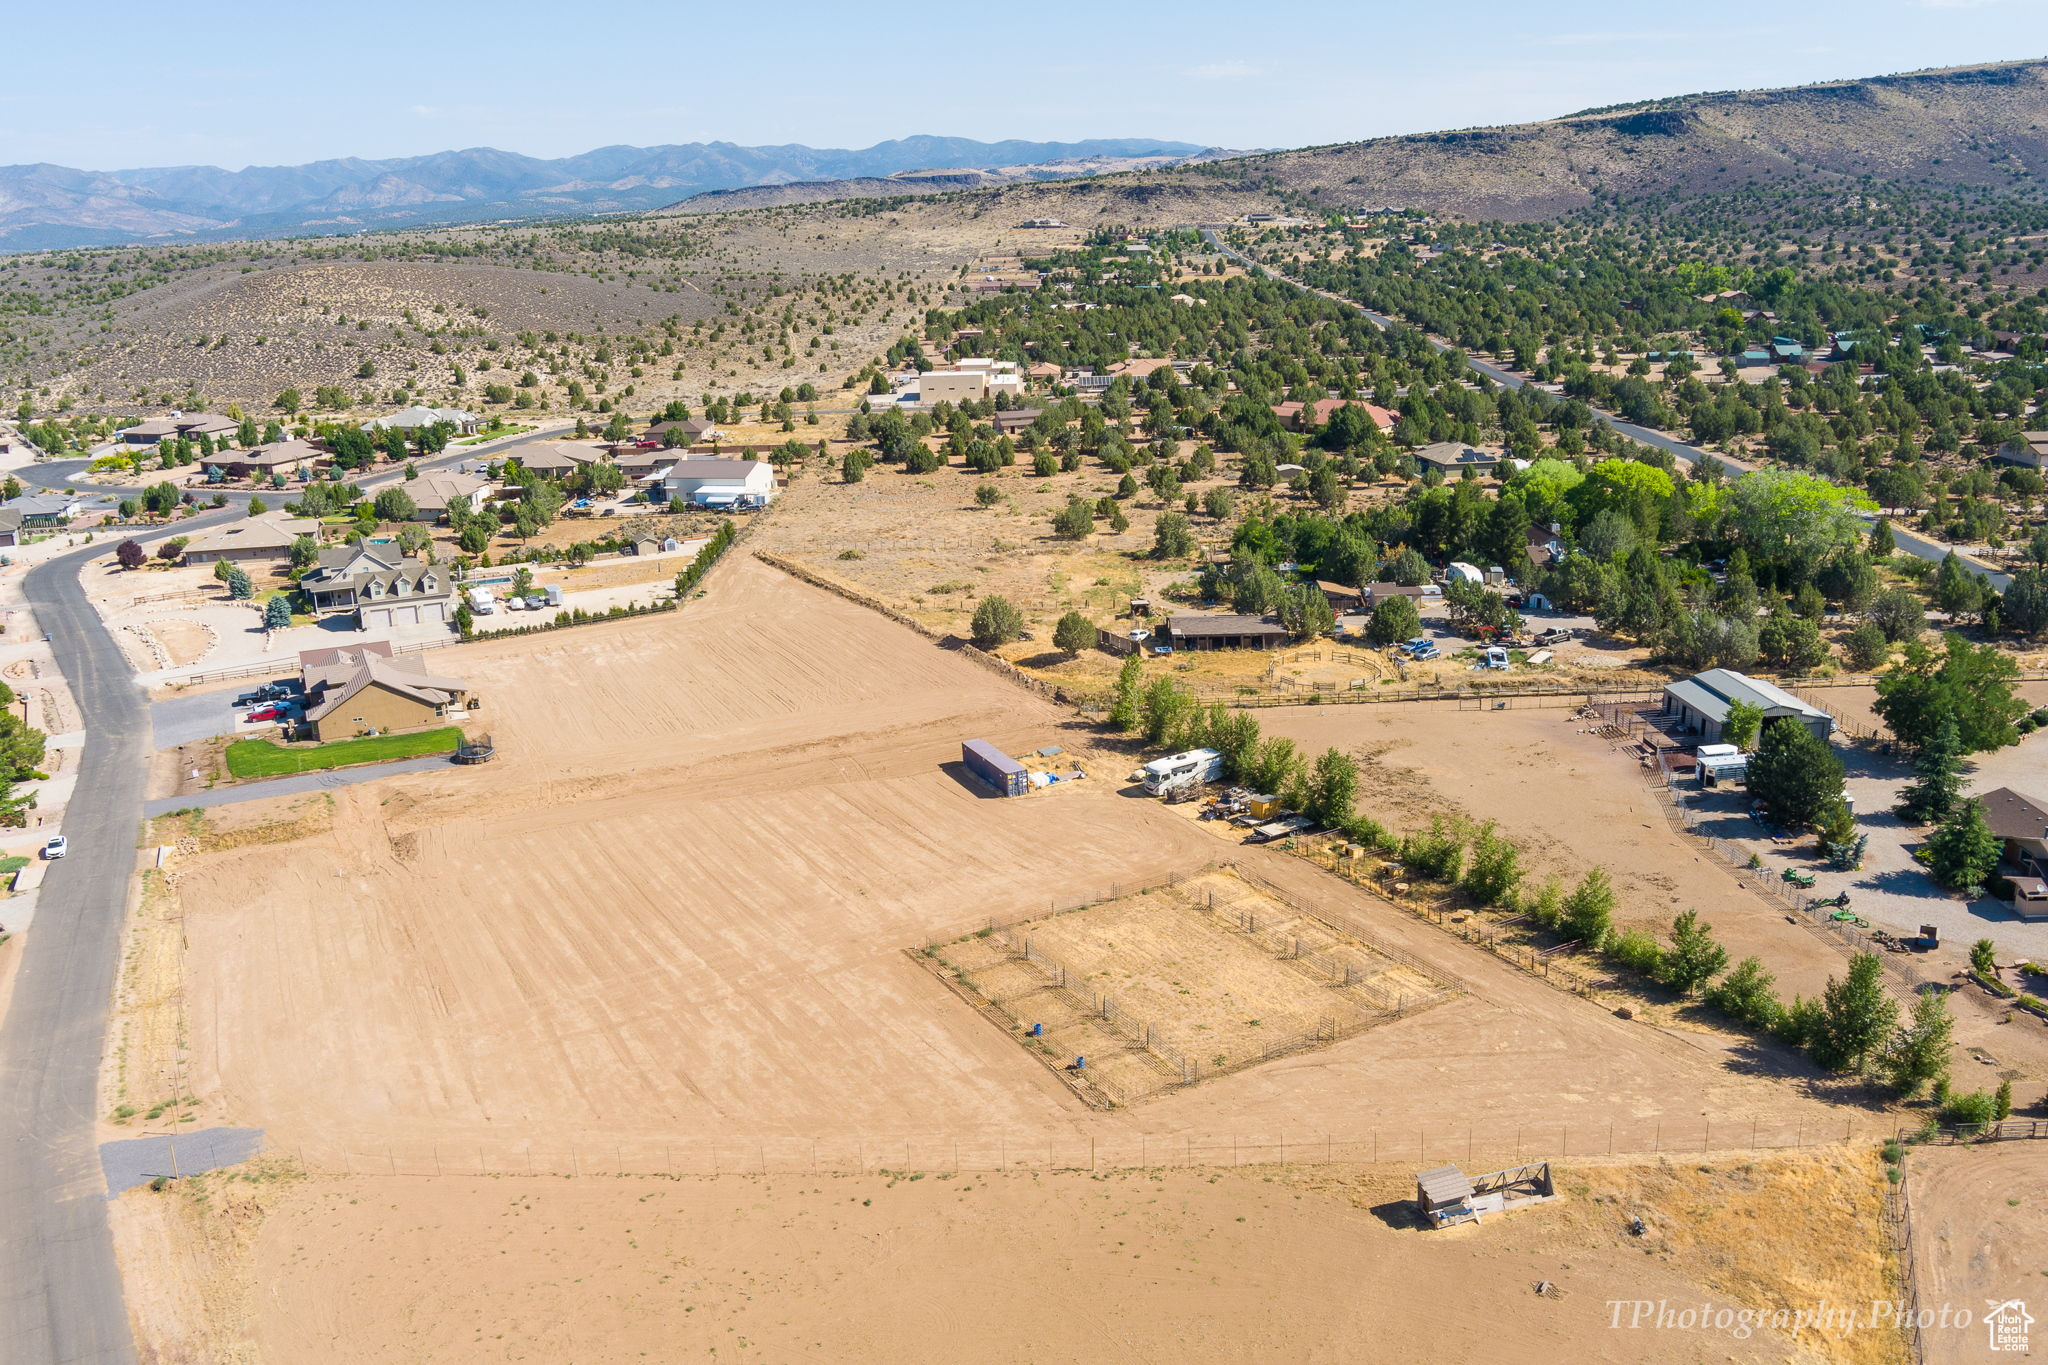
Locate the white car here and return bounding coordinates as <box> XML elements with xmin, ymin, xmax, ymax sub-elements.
<box><xmin>41</xmin><ymin>835</ymin><xmax>66</xmax><ymax>859</ymax></box>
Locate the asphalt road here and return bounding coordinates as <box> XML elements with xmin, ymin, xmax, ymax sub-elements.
<box><xmin>0</xmin><ymin>508</ymin><xmax>237</xmax><ymax>1365</ymax></box>
<box><xmin>0</xmin><ymin>538</ymin><xmax>153</xmax><ymax>1363</ymax></box>
<box><xmin>15</xmin><ymin>420</ymin><xmax>571</xmax><ymax>504</ymax></box>
<box><xmin>1196</xmin><ymin>228</ymin><xmax>2011</xmax><ymax>590</ymax></box>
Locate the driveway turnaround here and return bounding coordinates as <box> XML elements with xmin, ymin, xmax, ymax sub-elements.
<box><xmin>99</xmin><ymin>1128</ymin><xmax>266</xmax><ymax>1198</ymax></box>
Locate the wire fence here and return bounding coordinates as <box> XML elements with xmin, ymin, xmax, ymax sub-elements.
<box><xmin>919</xmin><ymin>865</ymin><xmax>1462</xmax><ymax>1107</ymax></box>
<box><xmin>278</xmin><ymin>1114</ymin><xmax>1886</xmax><ymax>1181</ymax></box>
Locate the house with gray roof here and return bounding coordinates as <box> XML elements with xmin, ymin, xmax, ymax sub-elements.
<box><xmin>1413</xmin><ymin>441</ymin><xmax>1501</xmax><ymax>473</ymax></box>
<box><xmin>362</xmin><ymin>405</ymin><xmax>478</xmax><ymax>435</ymax></box>
<box><xmin>299</xmin><ymin>543</ymin><xmax>454</xmax><ymax>631</ymax></box>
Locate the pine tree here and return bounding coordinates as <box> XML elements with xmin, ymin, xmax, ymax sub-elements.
<box><xmin>1895</xmin><ymin>712</ymin><xmax>1963</xmax><ymax>824</ymax></box>
<box><xmin>1924</xmin><ymin>800</ymin><xmax>2001</xmax><ymax>893</ymax></box>
<box><xmin>1811</xmin><ymin>953</ymin><xmax>1899</xmax><ymax>1074</ymax></box>
<box><xmin>1744</xmin><ymin>720</ymin><xmax>1844</xmax><ymax>829</ymax></box>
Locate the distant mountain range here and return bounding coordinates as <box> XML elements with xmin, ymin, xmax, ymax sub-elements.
<box><xmin>0</xmin><ymin>137</ymin><xmax>1210</xmax><ymax>251</ymax></box>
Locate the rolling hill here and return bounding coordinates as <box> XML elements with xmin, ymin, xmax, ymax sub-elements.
<box><xmin>1166</xmin><ymin>60</ymin><xmax>2048</xmax><ymax>220</ymax></box>
<box><xmin>0</xmin><ymin>136</ymin><xmax>1206</xmax><ymax>251</ymax></box>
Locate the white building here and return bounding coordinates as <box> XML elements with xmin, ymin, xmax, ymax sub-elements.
<box><xmin>914</xmin><ymin>360</ymin><xmax>1026</xmax><ymax>407</ymax></box>
<box><xmin>362</xmin><ymin>405</ymin><xmax>479</xmax><ymax>436</ymax></box>
<box><xmin>648</xmin><ymin>456</ymin><xmax>776</xmax><ymax>509</ymax></box>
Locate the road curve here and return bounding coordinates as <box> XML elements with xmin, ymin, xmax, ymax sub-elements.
<box><xmin>1195</xmin><ymin>228</ymin><xmax>2011</xmax><ymax>590</ymax></box>
<box><xmin>0</xmin><ymin>508</ymin><xmax>236</xmax><ymax>1365</ymax></box>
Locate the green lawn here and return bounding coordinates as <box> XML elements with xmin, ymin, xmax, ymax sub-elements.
<box><xmin>458</xmin><ymin>424</ymin><xmax>536</xmax><ymax>445</ymax></box>
<box><xmin>224</xmin><ymin>727</ymin><xmax>461</xmax><ymax>780</ymax></box>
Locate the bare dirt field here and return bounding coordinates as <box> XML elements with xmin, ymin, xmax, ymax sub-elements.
<box><xmin>1254</xmin><ymin>700</ymin><xmax>1864</xmax><ymax>1000</ymax></box>
<box><xmin>159</xmin><ymin>553</ymin><xmax>1852</xmax><ymax>1177</ymax></box>
<box><xmin>113</xmin><ymin>1149</ymin><xmax>1903</xmax><ymax>1365</ymax></box>
<box><xmin>1907</xmin><ymin>1142</ymin><xmax>2048</xmax><ymax>1365</ymax></box>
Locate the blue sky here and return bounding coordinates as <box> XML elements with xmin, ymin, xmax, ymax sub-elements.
<box><xmin>6</xmin><ymin>0</ymin><xmax>2047</xmax><ymax>170</ymax></box>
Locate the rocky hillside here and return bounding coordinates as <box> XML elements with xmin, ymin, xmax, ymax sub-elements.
<box><xmin>663</xmin><ymin>148</ymin><xmax>1254</xmax><ymax>215</ymax></box>
<box><xmin>1161</xmin><ymin>60</ymin><xmax>2048</xmax><ymax>221</ymax></box>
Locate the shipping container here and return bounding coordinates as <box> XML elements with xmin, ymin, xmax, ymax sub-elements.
<box><xmin>961</xmin><ymin>739</ymin><xmax>1029</xmax><ymax>797</ymax></box>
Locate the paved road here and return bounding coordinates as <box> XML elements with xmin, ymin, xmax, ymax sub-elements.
<box><xmin>1197</xmin><ymin>228</ymin><xmax>2011</xmax><ymax>590</ymax></box>
<box><xmin>0</xmin><ymin>541</ymin><xmax>157</xmax><ymax>1362</ymax></box>
<box><xmin>143</xmin><ymin>753</ymin><xmax>457</xmax><ymax>817</ymax></box>
<box><xmin>100</xmin><ymin>1128</ymin><xmax>265</xmax><ymax>1198</ymax></box>
<box><xmin>14</xmin><ymin>420</ymin><xmax>573</xmax><ymax>504</ymax></box>
<box><xmin>0</xmin><ymin>507</ymin><xmax>238</xmax><ymax>1365</ymax></box>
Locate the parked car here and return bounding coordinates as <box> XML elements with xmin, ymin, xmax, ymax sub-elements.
<box><xmin>524</xmin><ymin>594</ymin><xmax>548</xmax><ymax>610</ymax></box>
<box><xmin>41</xmin><ymin>835</ymin><xmax>66</xmax><ymax>859</ymax></box>
<box><xmin>635</xmin><ymin>439</ymin><xmax>661</xmax><ymax>449</ymax></box>
<box><xmin>245</xmin><ymin>705</ymin><xmax>285</xmax><ymax>723</ymax></box>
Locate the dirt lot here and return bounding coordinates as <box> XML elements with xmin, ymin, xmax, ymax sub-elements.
<box><xmin>1907</xmin><ymin>1143</ymin><xmax>2048</xmax><ymax>1364</ymax></box>
<box><xmin>158</xmin><ymin>554</ymin><xmax>1850</xmax><ymax>1169</ymax></box>
<box><xmin>112</xmin><ymin>1149</ymin><xmax>1903</xmax><ymax>1365</ymax></box>
<box><xmin>1254</xmin><ymin>700</ymin><xmax>1864</xmax><ymax>1000</ymax></box>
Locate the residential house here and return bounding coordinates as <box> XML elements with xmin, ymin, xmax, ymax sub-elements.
<box><xmin>1738</xmin><ymin>349</ymin><xmax>1773</xmax><ymax>367</ymax></box>
<box><xmin>1661</xmin><ymin>669</ymin><xmax>1833</xmax><ymax>744</ymax></box>
<box><xmin>1974</xmin><ymin>787</ymin><xmax>2048</xmax><ymax>881</ymax></box>
<box><xmin>181</xmin><ymin>512</ymin><xmax>318</xmax><ymax>567</ymax></box>
<box><xmin>1315</xmin><ymin>580</ymin><xmax>1363</xmax><ymax>612</ymax></box>
<box><xmin>1160</xmin><ymin>614</ymin><xmax>1291</xmax><ymax>651</ymax></box>
<box><xmin>1413</xmin><ymin>442</ymin><xmax>1502</xmax><ymax>474</ymax></box>
<box><xmin>649</xmin><ymin>456</ymin><xmax>776</xmax><ymax>508</ymax></box>
<box><xmin>362</xmin><ymin>405</ymin><xmax>478</xmax><ymax>436</ymax></box>
<box><xmin>3</xmin><ymin>494</ymin><xmax>83</xmax><ymax>528</ymax></box>
<box><xmin>610</xmin><ymin>446</ymin><xmax>669</xmax><ymax>479</ymax></box>
<box><xmin>0</xmin><ymin>508</ymin><xmax>21</xmax><ymax>546</ymax></box>
<box><xmin>517</xmin><ymin>443</ymin><xmax>599</xmax><ymax>478</ymax></box>
<box><xmin>1272</xmin><ymin>398</ymin><xmax>1398</xmax><ymax>432</ymax></box>
<box><xmin>392</xmin><ymin>471</ymin><xmax>490</xmax><ymax>523</ymax></box>
<box><xmin>1997</xmin><ymin>432</ymin><xmax>2048</xmax><ymax>471</ymax></box>
<box><xmin>298</xmin><ymin>543</ymin><xmax>454</xmax><ymax>631</ymax></box>
<box><xmin>647</xmin><ymin>417</ymin><xmax>720</xmax><ymax>444</ymax></box>
<box><xmin>298</xmin><ymin>641</ymin><xmax>468</xmax><ymax>741</ymax></box>
<box><xmin>204</xmin><ymin>439</ymin><xmax>323</xmax><ymax>482</ymax></box>
<box><xmin>1524</xmin><ymin>523</ymin><xmax>1564</xmax><ymax>567</ymax></box>
<box><xmin>121</xmin><ymin>413</ymin><xmax>239</xmax><ymax>446</ymax></box>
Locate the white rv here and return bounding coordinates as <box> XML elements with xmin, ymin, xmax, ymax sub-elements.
<box><xmin>1140</xmin><ymin>747</ymin><xmax>1225</xmax><ymax>795</ymax></box>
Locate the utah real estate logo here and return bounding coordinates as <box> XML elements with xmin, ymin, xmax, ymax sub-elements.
<box><xmin>1986</xmin><ymin>1300</ymin><xmax>2032</xmax><ymax>1352</ymax></box>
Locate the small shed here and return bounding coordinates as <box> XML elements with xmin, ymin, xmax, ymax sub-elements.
<box><xmin>1415</xmin><ymin>1166</ymin><xmax>1475</xmax><ymax>1223</ymax></box>
<box><xmin>1415</xmin><ymin>1161</ymin><xmax>1557</xmax><ymax>1228</ymax></box>
<box><xmin>961</xmin><ymin>739</ymin><xmax>1029</xmax><ymax>797</ymax></box>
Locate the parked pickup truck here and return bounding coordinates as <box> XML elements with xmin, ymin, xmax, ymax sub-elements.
<box><xmin>1530</xmin><ymin>627</ymin><xmax>1572</xmax><ymax>647</ymax></box>
<box><xmin>1243</xmin><ymin>815</ymin><xmax>1318</xmax><ymax>845</ymax></box>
